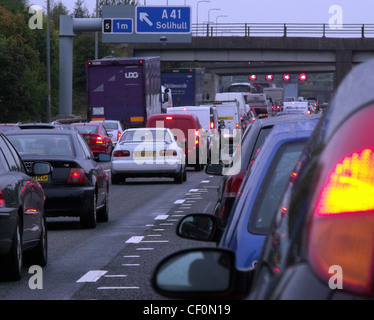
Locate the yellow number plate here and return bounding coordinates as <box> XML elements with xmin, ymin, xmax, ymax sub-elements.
<box><xmin>34</xmin><ymin>175</ymin><xmax>49</xmax><ymax>182</ymax></box>
<box><xmin>133</xmin><ymin>151</ymin><xmax>156</xmax><ymax>157</ymax></box>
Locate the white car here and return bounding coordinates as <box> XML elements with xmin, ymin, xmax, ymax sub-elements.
<box><xmin>90</xmin><ymin>120</ymin><xmax>124</xmax><ymax>145</ymax></box>
<box><xmin>111</xmin><ymin>127</ymin><xmax>187</xmax><ymax>184</ymax></box>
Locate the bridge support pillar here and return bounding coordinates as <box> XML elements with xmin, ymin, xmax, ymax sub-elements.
<box><xmin>335</xmin><ymin>49</ymin><xmax>353</xmax><ymax>89</ymax></box>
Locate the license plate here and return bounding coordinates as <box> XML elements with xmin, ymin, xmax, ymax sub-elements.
<box><xmin>34</xmin><ymin>175</ymin><xmax>49</xmax><ymax>182</ymax></box>
<box><xmin>133</xmin><ymin>151</ymin><xmax>156</xmax><ymax>158</ymax></box>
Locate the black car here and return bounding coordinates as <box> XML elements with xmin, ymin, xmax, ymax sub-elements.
<box><xmin>0</xmin><ymin>132</ymin><xmax>52</xmax><ymax>281</ymax></box>
<box><xmin>5</xmin><ymin>129</ymin><xmax>110</xmax><ymax>229</ymax></box>
<box><xmin>151</xmin><ymin>59</ymin><xmax>374</xmax><ymax>300</ymax></box>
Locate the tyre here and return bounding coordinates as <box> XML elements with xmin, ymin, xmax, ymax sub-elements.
<box><xmin>174</xmin><ymin>166</ymin><xmax>184</xmax><ymax>184</ymax></box>
<box><xmin>24</xmin><ymin>216</ymin><xmax>48</xmax><ymax>267</ymax></box>
<box><xmin>97</xmin><ymin>193</ymin><xmax>109</xmax><ymax>223</ymax></box>
<box><xmin>2</xmin><ymin>216</ymin><xmax>23</xmax><ymax>281</ymax></box>
<box><xmin>80</xmin><ymin>193</ymin><xmax>97</xmax><ymax>229</ymax></box>
<box><xmin>183</xmin><ymin>165</ymin><xmax>187</xmax><ymax>181</ymax></box>
<box><xmin>111</xmin><ymin>172</ymin><xmax>120</xmax><ymax>185</ymax></box>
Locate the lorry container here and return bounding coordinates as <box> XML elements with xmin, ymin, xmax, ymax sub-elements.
<box><xmin>161</xmin><ymin>68</ymin><xmax>204</xmax><ymax>107</ymax></box>
<box><xmin>86</xmin><ymin>57</ymin><xmax>162</xmax><ymax>129</ymax></box>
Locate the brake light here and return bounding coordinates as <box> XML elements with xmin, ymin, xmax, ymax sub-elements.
<box><xmin>0</xmin><ymin>188</ymin><xmax>4</xmax><ymax>207</ymax></box>
<box><xmin>160</xmin><ymin>149</ymin><xmax>177</xmax><ymax>157</ymax></box>
<box><xmin>95</xmin><ymin>136</ymin><xmax>103</xmax><ymax>144</ymax></box>
<box><xmin>67</xmin><ymin>168</ymin><xmax>86</xmax><ymax>184</ymax></box>
<box><xmin>166</xmin><ymin>116</ymin><xmax>173</xmax><ymax>120</ymax></box>
<box><xmin>210</xmin><ymin>121</ymin><xmax>215</xmax><ymax>129</ymax></box>
<box><xmin>307</xmin><ymin>104</ymin><xmax>374</xmax><ymax>296</ymax></box>
<box><xmin>117</xmin><ymin>131</ymin><xmax>122</xmax><ymax>141</ymax></box>
<box><xmin>195</xmin><ymin>130</ymin><xmax>199</xmax><ymax>145</ymax></box>
<box><xmin>113</xmin><ymin>150</ymin><xmax>130</xmax><ymax>157</ymax></box>
<box><xmin>224</xmin><ymin>170</ymin><xmax>247</xmax><ymax>198</ymax></box>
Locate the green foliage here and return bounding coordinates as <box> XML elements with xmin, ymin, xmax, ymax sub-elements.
<box><xmin>0</xmin><ymin>5</ymin><xmax>48</xmax><ymax>122</ymax></box>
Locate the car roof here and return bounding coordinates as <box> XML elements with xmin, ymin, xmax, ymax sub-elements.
<box><xmin>5</xmin><ymin>128</ymin><xmax>76</xmax><ymax>135</ymax></box>
<box><xmin>324</xmin><ymin>59</ymin><xmax>374</xmax><ymax>141</ymax></box>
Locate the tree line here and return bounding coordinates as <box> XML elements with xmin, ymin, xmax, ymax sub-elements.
<box><xmin>0</xmin><ymin>0</ymin><xmax>135</xmax><ymax>123</ymax></box>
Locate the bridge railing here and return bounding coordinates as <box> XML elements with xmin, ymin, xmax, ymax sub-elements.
<box><xmin>192</xmin><ymin>23</ymin><xmax>374</xmax><ymax>38</ymax></box>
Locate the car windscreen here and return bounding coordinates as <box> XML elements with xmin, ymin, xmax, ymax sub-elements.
<box><xmin>120</xmin><ymin>129</ymin><xmax>172</xmax><ymax>143</ymax></box>
<box><xmin>7</xmin><ymin>134</ymin><xmax>74</xmax><ymax>157</ymax></box>
<box><xmin>101</xmin><ymin>123</ymin><xmax>118</xmax><ymax>130</ymax></box>
<box><xmin>74</xmin><ymin>125</ymin><xmax>99</xmax><ymax>134</ymax></box>
<box><xmin>248</xmin><ymin>141</ymin><xmax>306</xmax><ymax>234</ymax></box>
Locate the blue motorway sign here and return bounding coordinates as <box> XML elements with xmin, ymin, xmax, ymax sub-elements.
<box><xmin>103</xmin><ymin>18</ymin><xmax>133</xmax><ymax>34</ymax></box>
<box><xmin>136</xmin><ymin>6</ymin><xmax>191</xmax><ymax>34</ymax></box>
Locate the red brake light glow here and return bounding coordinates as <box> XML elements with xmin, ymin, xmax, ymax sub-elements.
<box><xmin>67</xmin><ymin>168</ymin><xmax>86</xmax><ymax>184</ymax></box>
<box><xmin>308</xmin><ymin>104</ymin><xmax>374</xmax><ymax>296</ymax></box>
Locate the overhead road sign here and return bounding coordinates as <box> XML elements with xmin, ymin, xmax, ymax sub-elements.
<box><xmin>102</xmin><ymin>5</ymin><xmax>191</xmax><ymax>43</ymax></box>
<box><xmin>136</xmin><ymin>6</ymin><xmax>191</xmax><ymax>34</ymax></box>
<box><xmin>103</xmin><ymin>18</ymin><xmax>133</xmax><ymax>34</ymax></box>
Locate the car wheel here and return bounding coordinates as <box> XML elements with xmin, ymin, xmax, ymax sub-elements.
<box><xmin>80</xmin><ymin>193</ymin><xmax>97</xmax><ymax>229</ymax></box>
<box><xmin>111</xmin><ymin>172</ymin><xmax>120</xmax><ymax>185</ymax></box>
<box><xmin>3</xmin><ymin>216</ymin><xmax>23</xmax><ymax>281</ymax></box>
<box><xmin>25</xmin><ymin>216</ymin><xmax>48</xmax><ymax>267</ymax></box>
<box><xmin>183</xmin><ymin>165</ymin><xmax>187</xmax><ymax>181</ymax></box>
<box><xmin>174</xmin><ymin>166</ymin><xmax>184</xmax><ymax>184</ymax></box>
<box><xmin>97</xmin><ymin>192</ymin><xmax>109</xmax><ymax>223</ymax></box>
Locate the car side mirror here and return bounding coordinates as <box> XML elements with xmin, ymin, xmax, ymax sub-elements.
<box><xmin>151</xmin><ymin>248</ymin><xmax>236</xmax><ymax>298</ymax></box>
<box><xmin>205</xmin><ymin>161</ymin><xmax>224</xmax><ymax>175</ymax></box>
<box><xmin>177</xmin><ymin>214</ymin><xmax>221</xmax><ymax>242</ymax></box>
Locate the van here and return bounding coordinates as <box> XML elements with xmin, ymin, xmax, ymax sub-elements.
<box><xmin>166</xmin><ymin>106</ymin><xmax>219</xmax><ymax>133</ymax></box>
<box><xmin>166</xmin><ymin>106</ymin><xmax>220</xmax><ymax>162</ymax></box>
<box><xmin>146</xmin><ymin>114</ymin><xmax>207</xmax><ymax>171</ymax></box>
<box><xmin>215</xmin><ymin>92</ymin><xmax>248</xmax><ymax>117</ymax></box>
<box><xmin>213</xmin><ymin>101</ymin><xmax>240</xmax><ymax>131</ymax></box>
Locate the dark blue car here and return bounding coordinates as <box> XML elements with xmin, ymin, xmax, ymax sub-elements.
<box><xmin>218</xmin><ymin>116</ymin><xmax>320</xmax><ymax>269</ymax></box>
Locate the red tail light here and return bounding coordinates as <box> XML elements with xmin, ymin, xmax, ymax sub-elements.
<box><xmin>307</xmin><ymin>104</ymin><xmax>374</xmax><ymax>296</ymax></box>
<box><xmin>0</xmin><ymin>188</ymin><xmax>4</xmax><ymax>207</ymax></box>
<box><xmin>224</xmin><ymin>170</ymin><xmax>247</xmax><ymax>199</ymax></box>
<box><xmin>67</xmin><ymin>168</ymin><xmax>86</xmax><ymax>184</ymax></box>
<box><xmin>210</xmin><ymin>121</ymin><xmax>215</xmax><ymax>129</ymax></box>
<box><xmin>95</xmin><ymin>135</ymin><xmax>103</xmax><ymax>144</ymax></box>
<box><xmin>195</xmin><ymin>130</ymin><xmax>199</xmax><ymax>145</ymax></box>
<box><xmin>160</xmin><ymin>149</ymin><xmax>177</xmax><ymax>157</ymax></box>
<box><xmin>117</xmin><ymin>131</ymin><xmax>122</xmax><ymax>141</ymax></box>
<box><xmin>113</xmin><ymin>150</ymin><xmax>130</xmax><ymax>157</ymax></box>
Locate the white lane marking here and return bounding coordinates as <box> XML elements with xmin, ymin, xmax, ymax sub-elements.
<box><xmin>77</xmin><ymin>270</ymin><xmax>107</xmax><ymax>283</ymax></box>
<box><xmin>104</xmin><ymin>275</ymin><xmax>127</xmax><ymax>278</ymax></box>
<box><xmin>189</xmin><ymin>189</ymin><xmax>199</xmax><ymax>192</ymax></box>
<box><xmin>98</xmin><ymin>287</ymin><xmax>139</xmax><ymax>290</ymax></box>
<box><xmin>123</xmin><ymin>255</ymin><xmax>140</xmax><ymax>258</ymax></box>
<box><xmin>201</xmin><ymin>180</ymin><xmax>210</xmax><ymax>183</ymax></box>
<box><xmin>136</xmin><ymin>248</ymin><xmax>154</xmax><ymax>250</ymax></box>
<box><xmin>153</xmin><ymin>228</ymin><xmax>165</xmax><ymax>231</ymax></box>
<box><xmin>122</xmin><ymin>264</ymin><xmax>140</xmax><ymax>266</ymax></box>
<box><xmin>154</xmin><ymin>214</ymin><xmax>169</xmax><ymax>220</ymax></box>
<box><xmin>126</xmin><ymin>236</ymin><xmax>144</xmax><ymax>243</ymax></box>
<box><xmin>174</xmin><ymin>199</ymin><xmax>185</xmax><ymax>204</ymax></box>
<box><xmin>141</xmin><ymin>240</ymin><xmax>169</xmax><ymax>243</ymax></box>
<box><xmin>147</xmin><ymin>234</ymin><xmax>162</xmax><ymax>237</ymax></box>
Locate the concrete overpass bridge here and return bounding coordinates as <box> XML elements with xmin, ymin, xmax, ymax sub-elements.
<box><xmin>128</xmin><ymin>22</ymin><xmax>374</xmax><ymax>88</ymax></box>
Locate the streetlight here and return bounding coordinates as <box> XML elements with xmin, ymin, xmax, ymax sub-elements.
<box><xmin>215</xmin><ymin>14</ymin><xmax>227</xmax><ymax>36</ymax></box>
<box><xmin>208</xmin><ymin>8</ymin><xmax>220</xmax><ymax>24</ymax></box>
<box><xmin>197</xmin><ymin>0</ymin><xmax>210</xmax><ymax>35</ymax></box>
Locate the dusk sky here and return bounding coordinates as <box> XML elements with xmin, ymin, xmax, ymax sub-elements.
<box><xmin>29</xmin><ymin>0</ymin><xmax>374</xmax><ymax>24</ymax></box>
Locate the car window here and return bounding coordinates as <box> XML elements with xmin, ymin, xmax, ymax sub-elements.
<box><xmin>76</xmin><ymin>132</ymin><xmax>93</xmax><ymax>159</ymax></box>
<box><xmin>102</xmin><ymin>122</ymin><xmax>118</xmax><ymax>130</ymax></box>
<box><xmin>249</xmin><ymin>141</ymin><xmax>306</xmax><ymax>234</ymax></box>
<box><xmin>7</xmin><ymin>134</ymin><xmax>74</xmax><ymax>157</ymax></box>
<box><xmin>0</xmin><ymin>135</ymin><xmax>20</xmax><ymax>171</ymax></box>
<box><xmin>75</xmin><ymin>125</ymin><xmax>98</xmax><ymax>134</ymax></box>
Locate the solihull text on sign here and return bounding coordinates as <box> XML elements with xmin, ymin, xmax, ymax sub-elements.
<box><xmin>136</xmin><ymin>6</ymin><xmax>191</xmax><ymax>34</ymax></box>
